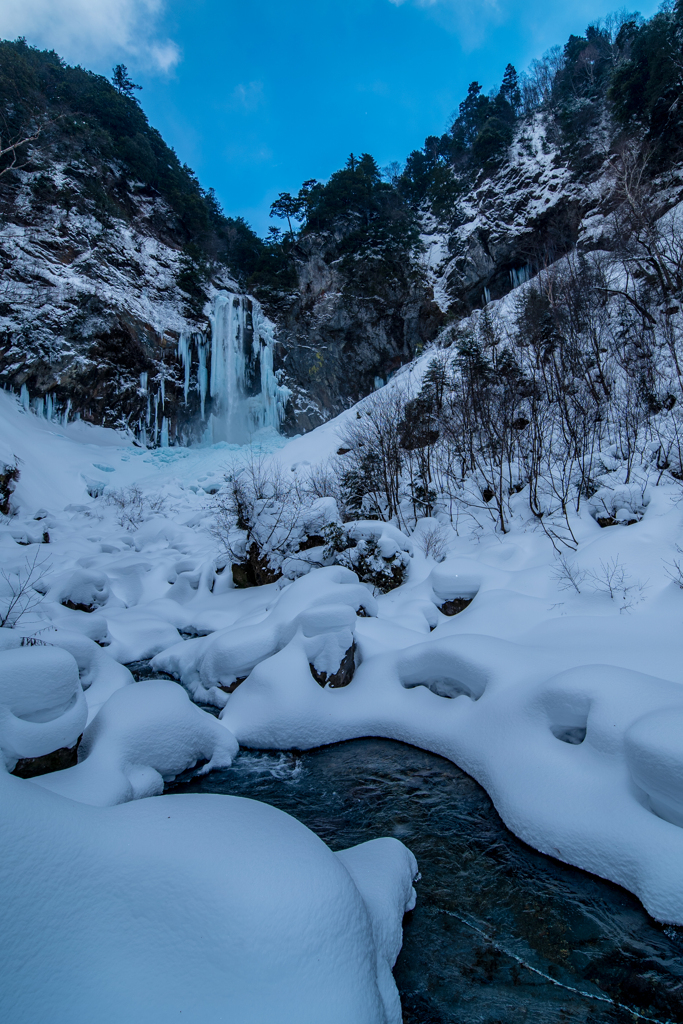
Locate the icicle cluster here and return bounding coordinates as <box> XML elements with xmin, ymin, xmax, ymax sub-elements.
<box><xmin>178</xmin><ymin>291</ymin><xmax>290</xmax><ymax>445</ymax></box>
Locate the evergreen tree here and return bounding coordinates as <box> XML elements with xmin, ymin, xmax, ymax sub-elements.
<box><xmin>500</xmin><ymin>64</ymin><xmax>521</xmax><ymax>115</ymax></box>
<box><xmin>111</xmin><ymin>64</ymin><xmax>142</xmax><ymax>100</ymax></box>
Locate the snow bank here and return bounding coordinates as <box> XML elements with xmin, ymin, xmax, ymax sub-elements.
<box><xmin>32</xmin><ymin>680</ymin><xmax>238</xmax><ymax>805</ymax></box>
<box><xmin>0</xmin><ymin>766</ymin><xmax>416</xmax><ymax>1023</ymax></box>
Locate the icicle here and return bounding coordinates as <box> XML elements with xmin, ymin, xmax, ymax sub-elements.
<box><xmin>160</xmin><ymin>417</ymin><xmax>169</xmax><ymax>447</ymax></box>
<box><xmin>177</xmin><ymin>334</ymin><xmax>191</xmax><ymax>403</ymax></box>
<box><xmin>20</xmin><ymin>384</ymin><xmax>29</xmax><ymax>410</ymax></box>
<box><xmin>198</xmin><ymin>338</ymin><xmax>208</xmax><ymax>419</ymax></box>
<box><xmin>510</xmin><ymin>265</ymin><xmax>531</xmax><ymax>289</ymax></box>
<box><xmin>168</xmin><ymin>290</ymin><xmax>290</xmax><ymax>445</ymax></box>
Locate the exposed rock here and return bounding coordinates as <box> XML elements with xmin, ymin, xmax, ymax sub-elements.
<box><xmin>232</xmin><ymin>542</ymin><xmax>282</xmax><ymax>588</ymax></box>
<box><xmin>439</xmin><ymin>598</ymin><xmax>473</xmax><ymax>617</ymax></box>
<box><xmin>310</xmin><ymin>642</ymin><xmax>356</xmax><ymax>689</ymax></box>
<box><xmin>12</xmin><ymin>738</ymin><xmax>81</xmax><ymax>779</ymax></box>
<box><xmin>270</xmin><ymin>231</ymin><xmax>443</xmax><ymax>432</ymax></box>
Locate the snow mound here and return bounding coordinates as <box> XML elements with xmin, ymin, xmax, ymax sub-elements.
<box><xmin>0</xmin><ymin>767</ymin><xmax>417</xmax><ymax>1024</ymax></box>
<box><xmin>153</xmin><ymin>565</ymin><xmax>374</xmax><ymax>704</ymax></box>
<box><xmin>0</xmin><ymin>643</ymin><xmax>87</xmax><ymax>769</ymax></box>
<box><xmin>31</xmin><ymin>679</ymin><xmax>238</xmax><ymax>805</ymax></box>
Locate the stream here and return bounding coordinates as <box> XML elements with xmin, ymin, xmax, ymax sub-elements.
<box><xmin>165</xmin><ymin>733</ymin><xmax>683</xmax><ymax>1024</ymax></box>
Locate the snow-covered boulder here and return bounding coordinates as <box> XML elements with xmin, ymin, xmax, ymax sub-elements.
<box><xmin>32</xmin><ymin>680</ymin><xmax>238</xmax><ymax>805</ymax></box>
<box><xmin>327</xmin><ymin>521</ymin><xmax>413</xmax><ymax>593</ymax></box>
<box><xmin>0</xmin><ymin>767</ymin><xmax>417</xmax><ymax>1024</ymax></box>
<box><xmin>45</xmin><ymin>568</ymin><xmax>111</xmax><ymax>612</ymax></box>
<box><xmin>0</xmin><ymin>644</ymin><xmax>87</xmax><ymax>770</ymax></box>
<box><xmin>153</xmin><ymin>566</ymin><xmax>374</xmax><ymax>704</ymax></box>
<box><xmin>18</xmin><ymin>627</ymin><xmax>133</xmax><ymax>725</ymax></box>
<box><xmin>429</xmin><ymin>563</ymin><xmax>480</xmax><ymax>606</ymax></box>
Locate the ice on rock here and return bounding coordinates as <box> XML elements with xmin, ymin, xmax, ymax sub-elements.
<box><xmin>0</xmin><ymin>645</ymin><xmax>87</xmax><ymax>769</ymax></box>
<box><xmin>32</xmin><ymin>679</ymin><xmax>238</xmax><ymax>805</ymax></box>
<box><xmin>0</xmin><ymin>766</ymin><xmax>417</xmax><ymax>1024</ymax></box>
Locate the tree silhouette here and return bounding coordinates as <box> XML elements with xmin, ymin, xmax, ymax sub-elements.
<box><xmin>111</xmin><ymin>64</ymin><xmax>142</xmax><ymax>101</ymax></box>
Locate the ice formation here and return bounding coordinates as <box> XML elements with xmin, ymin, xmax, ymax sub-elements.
<box><xmin>10</xmin><ymin>289</ymin><xmax>290</xmax><ymax>448</ymax></box>
<box><xmin>177</xmin><ymin>291</ymin><xmax>290</xmax><ymax>444</ymax></box>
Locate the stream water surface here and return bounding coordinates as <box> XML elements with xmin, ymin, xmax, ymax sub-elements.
<box><xmin>165</xmin><ymin>735</ymin><xmax>683</xmax><ymax>1024</ymax></box>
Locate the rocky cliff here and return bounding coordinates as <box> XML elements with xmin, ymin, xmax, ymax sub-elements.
<box><xmin>3</xmin><ymin>7</ymin><xmax>683</xmax><ymax>442</ymax></box>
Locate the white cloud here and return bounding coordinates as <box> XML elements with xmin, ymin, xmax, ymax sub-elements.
<box><xmin>0</xmin><ymin>0</ymin><xmax>180</xmax><ymax>74</ymax></box>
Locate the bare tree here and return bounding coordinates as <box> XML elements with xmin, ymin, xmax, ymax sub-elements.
<box><xmin>337</xmin><ymin>385</ymin><xmax>409</xmax><ymax>526</ymax></box>
<box><xmin>0</xmin><ymin>112</ymin><xmax>64</xmax><ymax>178</ymax></box>
<box><xmin>0</xmin><ymin>550</ymin><xmax>51</xmax><ymax>627</ymax></box>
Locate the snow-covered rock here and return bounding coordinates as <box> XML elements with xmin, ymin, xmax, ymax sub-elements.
<box><xmin>0</xmin><ymin>644</ymin><xmax>87</xmax><ymax>770</ymax></box>
<box><xmin>32</xmin><ymin>680</ymin><xmax>238</xmax><ymax>805</ymax></box>
<box><xmin>0</xmin><ymin>765</ymin><xmax>417</xmax><ymax>1024</ymax></box>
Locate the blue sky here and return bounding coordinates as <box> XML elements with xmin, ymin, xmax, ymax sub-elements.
<box><xmin>1</xmin><ymin>0</ymin><xmax>663</xmax><ymax>235</ymax></box>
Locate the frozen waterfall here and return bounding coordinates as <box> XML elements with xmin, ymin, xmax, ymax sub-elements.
<box><xmin>177</xmin><ymin>291</ymin><xmax>290</xmax><ymax>445</ymax></box>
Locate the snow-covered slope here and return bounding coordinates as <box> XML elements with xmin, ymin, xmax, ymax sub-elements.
<box><xmin>3</xmin><ymin>386</ymin><xmax>683</xmax><ymax>937</ymax></box>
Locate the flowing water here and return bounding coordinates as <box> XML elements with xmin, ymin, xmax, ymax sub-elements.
<box><xmin>165</xmin><ymin>735</ymin><xmax>683</xmax><ymax>1024</ymax></box>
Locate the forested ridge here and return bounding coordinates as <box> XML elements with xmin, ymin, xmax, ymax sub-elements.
<box><xmin>2</xmin><ymin>4</ymin><xmax>683</xmax><ymax>435</ymax></box>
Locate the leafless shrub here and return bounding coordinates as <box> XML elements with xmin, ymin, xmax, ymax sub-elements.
<box><xmin>305</xmin><ymin>460</ymin><xmax>341</xmax><ymax>502</ymax></box>
<box><xmin>104</xmin><ymin>486</ymin><xmax>166</xmax><ymax>529</ymax></box>
<box><xmin>337</xmin><ymin>384</ymin><xmax>409</xmax><ymax>526</ymax></box>
<box><xmin>663</xmin><ymin>557</ymin><xmax>683</xmax><ymax>588</ymax></box>
<box><xmin>587</xmin><ymin>556</ymin><xmax>631</xmax><ymax>598</ymax></box>
<box><xmin>416</xmin><ymin>522</ymin><xmax>449</xmax><ymax>562</ymax></box>
<box><xmin>210</xmin><ymin>458</ymin><xmax>328</xmax><ymax>586</ymax></box>
<box><xmin>550</xmin><ymin>553</ymin><xmax>587</xmax><ymax>594</ymax></box>
<box><xmin>586</xmin><ymin>555</ymin><xmax>647</xmax><ymax>610</ymax></box>
<box><xmin>0</xmin><ymin>549</ymin><xmax>51</xmax><ymax>627</ymax></box>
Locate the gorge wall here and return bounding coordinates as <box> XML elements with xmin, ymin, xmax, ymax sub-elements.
<box><xmin>3</xmin><ymin>8</ymin><xmax>683</xmax><ymax>443</ymax></box>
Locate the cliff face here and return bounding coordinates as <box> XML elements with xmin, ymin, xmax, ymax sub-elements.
<box><xmin>0</xmin><ymin>157</ymin><xmax>235</xmax><ymax>442</ymax></box>
<box><xmin>0</xmin><ymin>100</ymin><xmax>663</xmax><ymax>444</ymax></box>
<box><xmin>0</xmin><ymin>112</ymin><xmax>629</xmax><ymax>441</ymax></box>
<box><xmin>270</xmin><ymin>231</ymin><xmax>443</xmax><ymax>433</ymax></box>
<box><xmin>4</xmin><ymin>13</ymin><xmax>683</xmax><ymax>445</ymax></box>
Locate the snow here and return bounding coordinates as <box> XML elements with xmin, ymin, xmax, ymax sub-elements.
<box><xmin>0</xmin><ymin>389</ymin><xmax>419</xmax><ymax>1022</ymax></box>
<box><xmin>0</xmin><ymin>765</ymin><xmax>416</xmax><ymax>1024</ymax></box>
<box><xmin>0</xmin><ymin>641</ymin><xmax>87</xmax><ymax>769</ymax></box>
<box><xmin>153</xmin><ymin>565</ymin><xmax>371</xmax><ymax>705</ymax></box>
<box><xmin>32</xmin><ymin>679</ymin><xmax>238</xmax><ymax>805</ymax></box>
<box><xmin>4</xmin><ymin>357</ymin><xmax>683</xmax><ymax>1014</ymax></box>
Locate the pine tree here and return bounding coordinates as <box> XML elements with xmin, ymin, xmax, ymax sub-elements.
<box><xmin>111</xmin><ymin>64</ymin><xmax>142</xmax><ymax>100</ymax></box>
<box><xmin>500</xmin><ymin>64</ymin><xmax>521</xmax><ymax>115</ymax></box>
